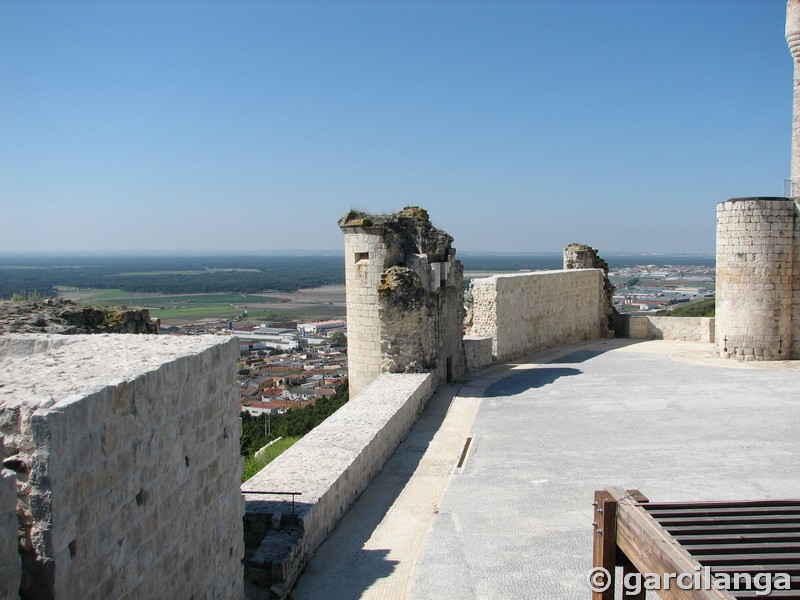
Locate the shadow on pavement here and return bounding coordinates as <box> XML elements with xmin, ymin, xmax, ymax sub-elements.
<box><xmin>484</xmin><ymin>367</ymin><xmax>581</xmax><ymax>397</ymax></box>
<box><xmin>288</xmin><ymin>385</ymin><xmax>461</xmax><ymax>600</ymax></box>
<box><xmin>547</xmin><ymin>349</ymin><xmax>604</xmax><ymax>364</ymax></box>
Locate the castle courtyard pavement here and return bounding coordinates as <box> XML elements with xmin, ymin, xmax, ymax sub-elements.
<box><xmin>291</xmin><ymin>338</ymin><xmax>800</xmax><ymax>600</ymax></box>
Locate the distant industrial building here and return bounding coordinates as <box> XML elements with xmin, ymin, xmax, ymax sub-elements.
<box><xmin>297</xmin><ymin>320</ymin><xmax>346</xmax><ymax>335</ymax></box>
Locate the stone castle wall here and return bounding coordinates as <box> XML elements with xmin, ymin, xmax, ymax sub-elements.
<box><xmin>463</xmin><ymin>335</ymin><xmax>493</xmax><ymax>372</ymax></box>
<box><xmin>716</xmin><ymin>198</ymin><xmax>797</xmax><ymax>360</ymax></box>
<box><xmin>340</xmin><ymin>207</ymin><xmax>464</xmax><ymax>396</ymax></box>
<box><xmin>0</xmin><ymin>438</ymin><xmax>20</xmax><ymax>600</ymax></box>
<box><xmin>0</xmin><ymin>334</ymin><xmax>243</xmax><ymax>600</ymax></box>
<box><xmin>563</xmin><ymin>243</ymin><xmax>616</xmax><ymax>335</ymax></box>
<box><xmin>242</xmin><ymin>373</ymin><xmax>434</xmax><ymax>599</ymax></box>
<box><xmin>465</xmin><ymin>269</ymin><xmax>607</xmax><ymax>362</ymax></box>
<box><xmin>624</xmin><ymin>316</ymin><xmax>715</xmax><ymax>343</ymax></box>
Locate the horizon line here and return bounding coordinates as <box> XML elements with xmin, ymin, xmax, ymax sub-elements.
<box><xmin>0</xmin><ymin>249</ymin><xmax>716</xmax><ymax>257</ymax></box>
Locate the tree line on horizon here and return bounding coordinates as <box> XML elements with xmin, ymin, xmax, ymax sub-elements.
<box><xmin>0</xmin><ymin>253</ymin><xmax>715</xmax><ymax>299</ymax></box>
<box><xmin>0</xmin><ymin>255</ymin><xmax>346</xmax><ymax>299</ymax></box>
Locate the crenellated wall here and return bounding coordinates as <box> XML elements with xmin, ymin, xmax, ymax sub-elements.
<box><xmin>465</xmin><ymin>269</ymin><xmax>608</xmax><ymax>362</ymax></box>
<box><xmin>0</xmin><ymin>334</ymin><xmax>243</xmax><ymax>600</ymax></box>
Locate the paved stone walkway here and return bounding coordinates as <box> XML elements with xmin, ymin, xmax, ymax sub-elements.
<box><xmin>292</xmin><ymin>339</ymin><xmax>800</xmax><ymax>600</ymax></box>
<box><xmin>292</xmin><ymin>384</ymin><xmax>481</xmax><ymax>600</ymax></box>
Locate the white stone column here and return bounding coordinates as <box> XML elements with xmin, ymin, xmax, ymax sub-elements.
<box><xmin>340</xmin><ymin>228</ymin><xmax>388</xmax><ymax>398</ymax></box>
<box><xmin>787</xmin><ymin>0</ymin><xmax>800</xmax><ymax>193</ymax></box>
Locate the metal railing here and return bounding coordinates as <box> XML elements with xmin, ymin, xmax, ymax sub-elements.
<box><xmin>241</xmin><ymin>490</ymin><xmax>303</xmax><ymax>512</ymax></box>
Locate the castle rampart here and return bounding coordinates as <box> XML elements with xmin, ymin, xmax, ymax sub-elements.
<box><xmin>0</xmin><ymin>334</ymin><xmax>243</xmax><ymax>600</ymax></box>
<box><xmin>242</xmin><ymin>372</ymin><xmax>434</xmax><ymax>599</ymax></box>
<box><xmin>339</xmin><ymin>207</ymin><xmax>464</xmax><ymax>397</ymax></box>
<box><xmin>622</xmin><ymin>315</ymin><xmax>715</xmax><ymax>343</ymax></box>
<box><xmin>465</xmin><ymin>269</ymin><xmax>607</xmax><ymax>362</ymax></box>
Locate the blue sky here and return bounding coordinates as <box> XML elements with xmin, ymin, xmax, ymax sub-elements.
<box><xmin>0</xmin><ymin>0</ymin><xmax>791</xmax><ymax>254</ymax></box>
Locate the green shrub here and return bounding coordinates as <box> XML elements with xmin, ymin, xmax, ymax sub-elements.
<box><xmin>242</xmin><ymin>436</ymin><xmax>301</xmax><ymax>482</ymax></box>
<box><xmin>655</xmin><ymin>298</ymin><xmax>715</xmax><ymax>317</ymax></box>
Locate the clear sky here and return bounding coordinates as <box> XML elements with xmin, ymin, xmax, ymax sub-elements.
<box><xmin>0</xmin><ymin>0</ymin><xmax>791</xmax><ymax>254</ymax></box>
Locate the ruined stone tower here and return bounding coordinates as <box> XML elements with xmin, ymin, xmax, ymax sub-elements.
<box><xmin>339</xmin><ymin>207</ymin><xmax>464</xmax><ymax>397</ymax></box>
<box><xmin>563</xmin><ymin>243</ymin><xmax>616</xmax><ymax>336</ymax></box>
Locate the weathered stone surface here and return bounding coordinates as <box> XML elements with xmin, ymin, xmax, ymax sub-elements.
<box><xmin>0</xmin><ymin>437</ymin><xmax>21</xmax><ymax>600</ymax></box>
<box><xmin>563</xmin><ymin>243</ymin><xmax>616</xmax><ymax>336</ymax></box>
<box><xmin>0</xmin><ymin>298</ymin><xmax>158</xmax><ymax>335</ymax></box>
<box><xmin>0</xmin><ymin>334</ymin><xmax>243</xmax><ymax>600</ymax></box>
<box><xmin>786</xmin><ymin>0</ymin><xmax>800</xmax><ymax>192</ymax></box>
<box><xmin>340</xmin><ymin>207</ymin><xmax>464</xmax><ymax>397</ymax></box>
<box><xmin>465</xmin><ymin>269</ymin><xmax>607</xmax><ymax>362</ymax></box>
<box><xmin>242</xmin><ymin>372</ymin><xmax>434</xmax><ymax>600</ymax></box>
<box><xmin>463</xmin><ymin>336</ymin><xmax>493</xmax><ymax>372</ymax></box>
<box><xmin>715</xmin><ymin>198</ymin><xmax>797</xmax><ymax>360</ymax></box>
<box><xmin>623</xmin><ymin>315</ymin><xmax>715</xmax><ymax>343</ymax></box>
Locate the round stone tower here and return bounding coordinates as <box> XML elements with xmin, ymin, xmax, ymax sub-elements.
<box><xmin>716</xmin><ymin>198</ymin><xmax>796</xmax><ymax>360</ymax></box>
<box><xmin>338</xmin><ymin>214</ymin><xmax>392</xmax><ymax>398</ymax></box>
<box><xmin>787</xmin><ymin>0</ymin><xmax>800</xmax><ymax>191</ymax></box>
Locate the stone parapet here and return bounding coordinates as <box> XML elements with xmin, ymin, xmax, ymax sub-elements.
<box><xmin>0</xmin><ymin>333</ymin><xmax>243</xmax><ymax>600</ymax></box>
<box><xmin>465</xmin><ymin>269</ymin><xmax>608</xmax><ymax>362</ymax></box>
<box><xmin>0</xmin><ymin>438</ymin><xmax>21</xmax><ymax>600</ymax></box>
<box><xmin>623</xmin><ymin>316</ymin><xmax>715</xmax><ymax>343</ymax></box>
<box><xmin>242</xmin><ymin>372</ymin><xmax>434</xmax><ymax>599</ymax></box>
<box><xmin>463</xmin><ymin>335</ymin><xmax>493</xmax><ymax>372</ymax></box>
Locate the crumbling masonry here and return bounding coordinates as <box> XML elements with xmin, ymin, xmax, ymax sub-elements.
<box><xmin>339</xmin><ymin>207</ymin><xmax>465</xmax><ymax>397</ymax></box>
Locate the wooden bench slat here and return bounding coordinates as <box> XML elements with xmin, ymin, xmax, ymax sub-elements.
<box><xmin>675</xmin><ymin>533</ymin><xmax>800</xmax><ymax>544</ymax></box>
<box><xmin>668</xmin><ymin>524</ymin><xmax>800</xmax><ymax>535</ymax></box>
<box><xmin>643</xmin><ymin>501</ymin><xmax>800</xmax><ymax>510</ymax></box>
<box><xmin>646</xmin><ymin>507</ymin><xmax>800</xmax><ymax>518</ymax></box>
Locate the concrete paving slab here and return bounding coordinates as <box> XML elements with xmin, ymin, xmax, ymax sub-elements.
<box><xmin>291</xmin><ymin>339</ymin><xmax>800</xmax><ymax>600</ymax></box>
<box><xmin>291</xmin><ymin>384</ymin><xmax>481</xmax><ymax>600</ymax></box>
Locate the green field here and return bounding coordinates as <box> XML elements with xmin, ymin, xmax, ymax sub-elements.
<box><xmin>61</xmin><ymin>289</ymin><xmax>287</xmax><ymax>321</ymax></box>
<box><xmin>58</xmin><ymin>288</ymin><xmax>346</xmax><ymax>324</ymax></box>
<box><xmin>69</xmin><ymin>289</ymin><xmax>286</xmax><ymax>305</ymax></box>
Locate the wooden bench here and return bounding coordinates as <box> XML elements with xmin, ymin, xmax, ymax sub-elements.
<box><xmin>592</xmin><ymin>487</ymin><xmax>800</xmax><ymax>599</ymax></box>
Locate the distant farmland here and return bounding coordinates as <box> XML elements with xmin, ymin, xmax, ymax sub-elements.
<box><xmin>60</xmin><ymin>287</ymin><xmax>347</xmax><ymax>326</ymax></box>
